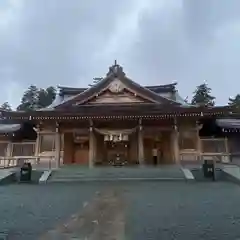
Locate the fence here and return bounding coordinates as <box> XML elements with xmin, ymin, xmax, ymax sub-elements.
<box><xmin>180</xmin><ymin>138</ymin><xmax>230</xmax><ymax>163</ymax></box>
<box><xmin>0</xmin><ymin>141</ymin><xmax>58</xmax><ymax>169</ymax></box>
<box><xmin>200</xmin><ymin>138</ymin><xmax>229</xmax><ymax>163</ymax></box>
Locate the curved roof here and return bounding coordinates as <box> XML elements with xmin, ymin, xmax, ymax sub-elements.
<box><xmin>0</xmin><ymin>124</ymin><xmax>21</xmax><ymax>133</ymax></box>
<box><xmin>58</xmin><ymin>83</ymin><xmax>177</xmax><ymax>96</ymax></box>
<box><xmin>216</xmin><ymin>119</ymin><xmax>240</xmax><ymax>129</ymax></box>
<box><xmin>55</xmin><ymin>66</ymin><xmax>181</xmax><ymax>109</ymax></box>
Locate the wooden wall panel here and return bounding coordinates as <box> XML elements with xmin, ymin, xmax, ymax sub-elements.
<box><xmin>129</xmin><ymin>133</ymin><xmax>138</xmax><ymax>164</ymax></box>
<box><xmin>63</xmin><ymin>133</ymin><xmax>74</xmax><ymax>164</ymax></box>
<box><xmin>143</xmin><ymin>138</ymin><xmax>154</xmax><ymax>164</ymax></box>
<box><xmin>74</xmin><ymin>146</ymin><xmax>89</xmax><ymax>165</ymax></box>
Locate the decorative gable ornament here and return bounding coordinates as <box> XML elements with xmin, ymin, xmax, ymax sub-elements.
<box><xmin>108</xmin><ymin>79</ymin><xmax>124</xmax><ymax>93</ymax></box>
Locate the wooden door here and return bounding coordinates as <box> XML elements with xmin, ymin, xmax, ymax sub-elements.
<box><xmin>73</xmin><ymin>142</ymin><xmax>89</xmax><ymax>165</ymax></box>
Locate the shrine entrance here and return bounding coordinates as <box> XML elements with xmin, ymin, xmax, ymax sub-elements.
<box><xmin>94</xmin><ymin>128</ymin><xmax>137</xmax><ymax>166</ymax></box>
<box><xmin>104</xmin><ymin>141</ymin><xmax>129</xmax><ymax>166</ymax></box>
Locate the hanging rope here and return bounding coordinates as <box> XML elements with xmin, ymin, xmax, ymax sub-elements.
<box><xmin>93</xmin><ymin>127</ymin><xmax>138</xmax><ymax>135</ymax></box>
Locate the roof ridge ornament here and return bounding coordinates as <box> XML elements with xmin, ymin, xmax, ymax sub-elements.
<box><xmin>106</xmin><ymin>60</ymin><xmax>125</xmax><ymax>77</ymax></box>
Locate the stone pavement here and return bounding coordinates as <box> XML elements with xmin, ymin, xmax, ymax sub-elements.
<box><xmin>1</xmin><ymin>181</ymin><xmax>240</xmax><ymax>239</ymax></box>
<box><xmin>49</xmin><ymin>165</ymin><xmax>186</xmax><ymax>182</ymax></box>
<box><xmin>40</xmin><ymin>189</ymin><xmax>125</xmax><ymax>240</ymax></box>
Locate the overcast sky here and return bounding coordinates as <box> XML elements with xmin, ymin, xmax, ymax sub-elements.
<box><xmin>0</xmin><ymin>0</ymin><xmax>240</xmax><ymax>108</ymax></box>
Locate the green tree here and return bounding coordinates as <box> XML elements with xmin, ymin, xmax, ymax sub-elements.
<box><xmin>17</xmin><ymin>85</ymin><xmax>56</xmax><ymax>111</ymax></box>
<box><xmin>17</xmin><ymin>85</ymin><xmax>39</xmax><ymax>111</ymax></box>
<box><xmin>228</xmin><ymin>94</ymin><xmax>240</xmax><ymax>109</ymax></box>
<box><xmin>0</xmin><ymin>102</ymin><xmax>12</xmax><ymax>111</ymax></box>
<box><xmin>37</xmin><ymin>86</ymin><xmax>56</xmax><ymax>108</ymax></box>
<box><xmin>191</xmin><ymin>83</ymin><xmax>215</xmax><ymax>106</ymax></box>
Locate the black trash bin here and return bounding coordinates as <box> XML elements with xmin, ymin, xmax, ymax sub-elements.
<box><xmin>202</xmin><ymin>160</ymin><xmax>215</xmax><ymax>180</ymax></box>
<box><xmin>20</xmin><ymin>162</ymin><xmax>32</xmax><ymax>182</ymax></box>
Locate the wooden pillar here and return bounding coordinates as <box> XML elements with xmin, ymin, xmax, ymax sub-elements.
<box><xmin>89</xmin><ymin>126</ymin><xmax>94</xmax><ymax>168</ymax></box>
<box><xmin>172</xmin><ymin>120</ymin><xmax>179</xmax><ymax>164</ymax></box>
<box><xmin>196</xmin><ymin>121</ymin><xmax>202</xmax><ymax>162</ymax></box>
<box><xmin>6</xmin><ymin>142</ymin><xmax>12</xmax><ymax>167</ymax></box>
<box><xmin>55</xmin><ymin>123</ymin><xmax>61</xmax><ymax>168</ymax></box>
<box><xmin>224</xmin><ymin>137</ymin><xmax>230</xmax><ymax>163</ymax></box>
<box><xmin>138</xmin><ymin>119</ymin><xmax>144</xmax><ymax>165</ymax></box>
<box><xmin>35</xmin><ymin>125</ymin><xmax>40</xmax><ymax>164</ymax></box>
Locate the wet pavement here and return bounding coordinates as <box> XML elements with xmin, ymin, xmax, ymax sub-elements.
<box><xmin>1</xmin><ymin>181</ymin><xmax>240</xmax><ymax>239</ymax></box>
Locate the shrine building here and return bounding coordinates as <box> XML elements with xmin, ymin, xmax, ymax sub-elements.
<box><xmin>0</xmin><ymin>62</ymin><xmax>239</xmax><ymax>168</ymax></box>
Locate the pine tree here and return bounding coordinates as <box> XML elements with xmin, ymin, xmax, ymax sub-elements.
<box><xmin>17</xmin><ymin>85</ymin><xmax>56</xmax><ymax>111</ymax></box>
<box><xmin>17</xmin><ymin>85</ymin><xmax>39</xmax><ymax>111</ymax></box>
<box><xmin>0</xmin><ymin>102</ymin><xmax>12</xmax><ymax>111</ymax></box>
<box><xmin>228</xmin><ymin>94</ymin><xmax>240</xmax><ymax>109</ymax></box>
<box><xmin>191</xmin><ymin>83</ymin><xmax>215</xmax><ymax>106</ymax></box>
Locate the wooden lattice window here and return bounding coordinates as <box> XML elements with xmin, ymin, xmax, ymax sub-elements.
<box><xmin>39</xmin><ymin>134</ymin><xmax>55</xmax><ymax>152</ymax></box>
<box><xmin>179</xmin><ymin>130</ymin><xmax>196</xmax><ymax>150</ymax></box>
<box><xmin>201</xmin><ymin>138</ymin><xmax>226</xmax><ymax>153</ymax></box>
<box><xmin>12</xmin><ymin>142</ymin><xmax>35</xmax><ymax>156</ymax></box>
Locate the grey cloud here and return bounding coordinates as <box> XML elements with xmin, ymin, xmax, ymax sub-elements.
<box><xmin>126</xmin><ymin>0</ymin><xmax>240</xmax><ymax>104</ymax></box>
<box><xmin>183</xmin><ymin>0</ymin><xmax>240</xmax><ymax>42</ymax></box>
<box><xmin>10</xmin><ymin>0</ymin><xmax>133</xmax><ymax>84</ymax></box>
<box><xmin>0</xmin><ymin>0</ymin><xmax>134</xmax><ymax>106</ymax></box>
<box><xmin>0</xmin><ymin>0</ymin><xmax>240</xmax><ymax>107</ymax></box>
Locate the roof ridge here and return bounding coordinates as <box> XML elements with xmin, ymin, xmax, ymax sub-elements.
<box><xmin>58</xmin><ymin>83</ymin><xmax>177</xmax><ymax>91</ymax></box>
<box><xmin>123</xmin><ymin>76</ymin><xmax>179</xmax><ymax>105</ymax></box>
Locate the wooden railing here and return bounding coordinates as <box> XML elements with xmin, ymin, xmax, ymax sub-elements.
<box><xmin>12</xmin><ymin>142</ymin><xmax>36</xmax><ymax>157</ymax></box>
<box><xmin>179</xmin><ymin>138</ymin><xmax>230</xmax><ymax>163</ymax></box>
<box><xmin>179</xmin><ymin>149</ymin><xmax>198</xmax><ymax>161</ymax></box>
<box><xmin>0</xmin><ymin>141</ymin><xmax>58</xmax><ymax>169</ymax></box>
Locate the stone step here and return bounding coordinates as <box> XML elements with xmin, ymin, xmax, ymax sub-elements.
<box><xmin>49</xmin><ymin>166</ymin><xmax>186</xmax><ymax>182</ymax></box>
<box><xmin>53</xmin><ymin>174</ymin><xmax>184</xmax><ymax>179</ymax></box>
<box><xmin>50</xmin><ymin>177</ymin><xmax>186</xmax><ymax>183</ymax></box>
<box><xmin>52</xmin><ymin>171</ymin><xmax>184</xmax><ymax>177</ymax></box>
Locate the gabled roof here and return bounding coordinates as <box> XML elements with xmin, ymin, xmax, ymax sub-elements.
<box><xmin>55</xmin><ymin>63</ymin><xmax>180</xmax><ymax>109</ymax></box>
<box><xmin>58</xmin><ymin>83</ymin><xmax>177</xmax><ymax>96</ymax></box>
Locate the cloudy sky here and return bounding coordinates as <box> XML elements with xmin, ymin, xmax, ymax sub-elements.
<box><xmin>0</xmin><ymin>0</ymin><xmax>240</xmax><ymax>108</ymax></box>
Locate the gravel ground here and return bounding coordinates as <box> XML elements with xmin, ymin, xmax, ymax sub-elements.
<box><xmin>124</xmin><ymin>181</ymin><xmax>240</xmax><ymax>240</ymax></box>
<box><xmin>1</xmin><ymin>181</ymin><xmax>240</xmax><ymax>239</ymax></box>
<box><xmin>0</xmin><ymin>183</ymin><xmax>103</xmax><ymax>239</ymax></box>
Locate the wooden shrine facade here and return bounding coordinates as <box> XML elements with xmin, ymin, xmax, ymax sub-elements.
<box><xmin>0</xmin><ymin>62</ymin><xmax>237</xmax><ymax>168</ymax></box>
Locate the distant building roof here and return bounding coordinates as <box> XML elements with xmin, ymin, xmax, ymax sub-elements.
<box><xmin>0</xmin><ymin>124</ymin><xmax>21</xmax><ymax>133</ymax></box>
<box><xmin>216</xmin><ymin>119</ymin><xmax>240</xmax><ymax>129</ymax></box>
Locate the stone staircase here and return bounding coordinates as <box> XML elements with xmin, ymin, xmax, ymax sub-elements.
<box><xmin>48</xmin><ymin>165</ymin><xmax>186</xmax><ymax>183</ymax></box>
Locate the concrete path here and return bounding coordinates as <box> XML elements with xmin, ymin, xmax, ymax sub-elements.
<box><xmin>181</xmin><ymin>168</ymin><xmax>195</xmax><ymax>180</ymax></box>
<box><xmin>39</xmin><ymin>170</ymin><xmax>52</xmax><ymax>184</ymax></box>
<box><xmin>0</xmin><ymin>169</ymin><xmax>15</xmax><ymax>183</ymax></box>
<box><xmin>222</xmin><ymin>164</ymin><xmax>240</xmax><ymax>180</ymax></box>
<box><xmin>40</xmin><ymin>189</ymin><xmax>125</xmax><ymax>240</ymax></box>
